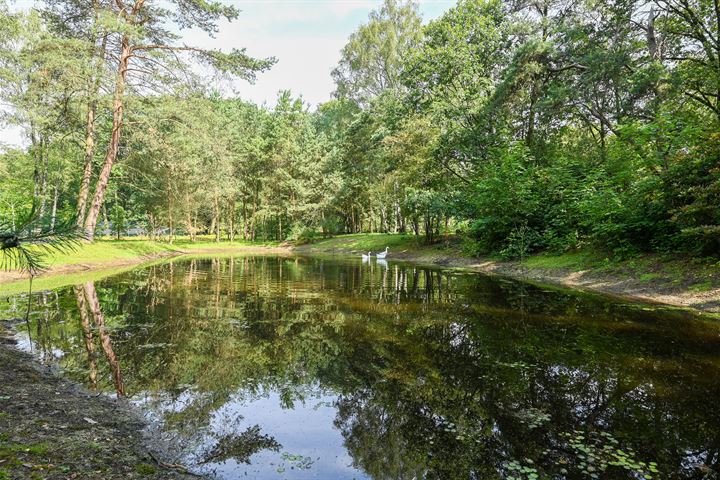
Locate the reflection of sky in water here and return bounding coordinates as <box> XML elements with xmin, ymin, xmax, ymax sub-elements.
<box><xmin>200</xmin><ymin>392</ymin><xmax>364</xmax><ymax>479</ymax></box>
<box><xmin>4</xmin><ymin>256</ymin><xmax>720</xmax><ymax>480</ymax></box>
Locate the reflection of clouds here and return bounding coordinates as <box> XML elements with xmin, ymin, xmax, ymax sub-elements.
<box><xmin>202</xmin><ymin>392</ymin><xmax>361</xmax><ymax>479</ymax></box>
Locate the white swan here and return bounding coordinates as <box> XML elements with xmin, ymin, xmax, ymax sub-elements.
<box><xmin>361</xmin><ymin>251</ymin><xmax>371</xmax><ymax>261</ymax></box>
<box><xmin>376</xmin><ymin>247</ymin><xmax>389</xmax><ymax>259</ymax></box>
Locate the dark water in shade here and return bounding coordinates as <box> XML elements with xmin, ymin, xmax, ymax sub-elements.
<box><xmin>2</xmin><ymin>255</ymin><xmax>720</xmax><ymax>479</ymax></box>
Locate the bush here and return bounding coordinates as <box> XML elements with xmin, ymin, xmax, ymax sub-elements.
<box><xmin>500</xmin><ymin>224</ymin><xmax>541</xmax><ymax>260</ymax></box>
<box><xmin>286</xmin><ymin>224</ymin><xmax>319</xmax><ymax>245</ymax></box>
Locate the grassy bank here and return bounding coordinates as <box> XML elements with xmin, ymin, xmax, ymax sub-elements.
<box><xmin>39</xmin><ymin>237</ymin><xmax>282</xmax><ymax>267</ymax></box>
<box><xmin>2</xmin><ymin>233</ymin><xmax>718</xmax><ymax>312</ymax></box>
<box><xmin>0</xmin><ymin>238</ymin><xmax>283</xmax><ymax>296</ymax></box>
<box><xmin>298</xmin><ymin>234</ymin><xmax>720</xmax><ymax>313</ymax></box>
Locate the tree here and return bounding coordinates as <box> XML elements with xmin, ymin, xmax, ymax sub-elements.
<box><xmin>0</xmin><ymin>8</ymin><xmax>93</xmax><ymax>222</ymax></box>
<box><xmin>81</xmin><ymin>0</ymin><xmax>275</xmax><ymax>240</ymax></box>
<box><xmin>332</xmin><ymin>0</ymin><xmax>422</xmax><ymax>105</ymax></box>
<box><xmin>403</xmin><ymin>0</ymin><xmax>511</xmax><ymax>177</ymax></box>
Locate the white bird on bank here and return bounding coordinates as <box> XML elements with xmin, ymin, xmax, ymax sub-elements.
<box><xmin>361</xmin><ymin>252</ymin><xmax>372</xmax><ymax>261</ymax></box>
<box><xmin>376</xmin><ymin>247</ymin><xmax>389</xmax><ymax>259</ymax></box>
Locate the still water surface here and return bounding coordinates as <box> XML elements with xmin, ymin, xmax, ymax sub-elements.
<box><xmin>2</xmin><ymin>255</ymin><xmax>719</xmax><ymax>479</ymax></box>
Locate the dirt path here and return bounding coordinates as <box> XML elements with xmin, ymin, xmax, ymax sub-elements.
<box><xmin>0</xmin><ymin>325</ymin><xmax>200</xmax><ymax>480</ymax></box>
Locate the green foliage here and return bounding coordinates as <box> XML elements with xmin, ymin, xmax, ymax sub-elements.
<box><xmin>133</xmin><ymin>463</ymin><xmax>156</xmax><ymax>475</ymax></box>
<box><xmin>1</xmin><ymin>0</ymin><xmax>719</xmax><ymax>258</ymax></box>
<box><xmin>0</xmin><ymin>210</ymin><xmax>85</xmax><ymax>275</ymax></box>
<box><xmin>285</xmin><ymin>225</ymin><xmax>319</xmax><ymax>245</ymax></box>
<box><xmin>109</xmin><ymin>205</ymin><xmax>127</xmax><ymax>239</ymax></box>
<box><xmin>332</xmin><ymin>0</ymin><xmax>422</xmax><ymax>104</ymax></box>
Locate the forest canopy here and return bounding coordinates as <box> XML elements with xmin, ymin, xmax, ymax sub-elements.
<box><xmin>0</xmin><ymin>0</ymin><xmax>718</xmax><ymax>258</ymax></box>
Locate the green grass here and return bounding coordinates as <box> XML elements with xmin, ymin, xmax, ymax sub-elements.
<box><xmin>689</xmin><ymin>279</ymin><xmax>714</xmax><ymax>292</ymax></box>
<box><xmin>0</xmin><ymin>238</ymin><xmax>282</xmax><ymax>297</ymax></box>
<box><xmin>308</xmin><ymin>233</ymin><xmax>423</xmax><ymax>253</ymax></box>
<box><xmin>134</xmin><ymin>463</ymin><xmax>157</xmax><ymax>475</ymax></box>
<box><xmin>42</xmin><ymin>237</ymin><xmax>280</xmax><ymax>268</ymax></box>
<box><xmin>520</xmin><ymin>251</ymin><xmax>603</xmax><ymax>270</ymax></box>
<box><xmin>42</xmin><ymin>240</ymin><xmax>180</xmax><ymax>267</ymax></box>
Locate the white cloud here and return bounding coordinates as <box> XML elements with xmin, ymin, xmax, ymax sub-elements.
<box><xmin>190</xmin><ymin>0</ymin><xmax>455</xmax><ymax>108</ymax></box>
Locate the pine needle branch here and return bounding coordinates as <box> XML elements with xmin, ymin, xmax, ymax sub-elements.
<box><xmin>0</xmin><ymin>208</ymin><xmax>87</xmax><ymax>276</ymax></box>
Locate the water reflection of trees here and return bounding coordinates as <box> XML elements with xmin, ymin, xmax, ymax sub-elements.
<box><xmin>5</xmin><ymin>256</ymin><xmax>720</xmax><ymax>479</ymax></box>
<box><xmin>80</xmin><ymin>281</ymin><xmax>125</xmax><ymax>396</ymax></box>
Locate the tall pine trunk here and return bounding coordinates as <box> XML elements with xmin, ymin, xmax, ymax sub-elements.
<box><xmin>84</xmin><ymin>35</ymin><xmax>131</xmax><ymax>241</ymax></box>
<box><xmin>77</xmin><ymin>32</ymin><xmax>108</xmax><ymax>227</ymax></box>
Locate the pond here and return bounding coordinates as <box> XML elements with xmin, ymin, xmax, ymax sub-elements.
<box><xmin>2</xmin><ymin>255</ymin><xmax>719</xmax><ymax>479</ymax></box>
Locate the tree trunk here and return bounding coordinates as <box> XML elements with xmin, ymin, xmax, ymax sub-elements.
<box><xmin>83</xmin><ymin>281</ymin><xmax>125</xmax><ymax>396</ymax></box>
<box><xmin>77</xmin><ymin>32</ymin><xmax>108</xmax><ymax>227</ymax></box>
<box><xmin>101</xmin><ymin>204</ymin><xmax>109</xmax><ymax>238</ymax></box>
<box><xmin>167</xmin><ymin>187</ymin><xmax>174</xmax><ymax>244</ymax></box>
<box><xmin>185</xmin><ymin>193</ymin><xmax>196</xmax><ymax>242</ymax></box>
<box><xmin>50</xmin><ymin>183</ymin><xmax>59</xmax><ymax>230</ymax></box>
<box><xmin>395</xmin><ymin>202</ymin><xmax>404</xmax><ymax>233</ymax></box>
<box><xmin>76</xmin><ymin>101</ymin><xmax>96</xmax><ymax>226</ymax></box>
<box><xmin>228</xmin><ymin>201</ymin><xmax>235</xmax><ymax>242</ymax></box>
<box><xmin>37</xmin><ymin>141</ymin><xmax>49</xmax><ymax>220</ymax></box>
<box><xmin>148</xmin><ymin>213</ymin><xmax>155</xmax><ymax>241</ymax></box>
<box><xmin>251</xmin><ymin>187</ymin><xmax>258</xmax><ymax>241</ymax></box>
<box><xmin>84</xmin><ymin>35</ymin><xmax>131</xmax><ymax>241</ymax></box>
<box><xmin>242</xmin><ymin>199</ymin><xmax>248</xmax><ymax>240</ymax></box>
<box><xmin>214</xmin><ymin>197</ymin><xmax>221</xmax><ymax>243</ymax></box>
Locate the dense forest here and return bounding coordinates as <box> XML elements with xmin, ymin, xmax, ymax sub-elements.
<box><xmin>0</xmin><ymin>0</ymin><xmax>718</xmax><ymax>259</ymax></box>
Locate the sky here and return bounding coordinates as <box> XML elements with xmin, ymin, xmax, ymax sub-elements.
<box><xmin>0</xmin><ymin>0</ymin><xmax>455</xmax><ymax>148</ymax></box>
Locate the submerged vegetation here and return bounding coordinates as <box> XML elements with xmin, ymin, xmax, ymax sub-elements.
<box><xmin>0</xmin><ymin>0</ymin><xmax>718</xmax><ymax>260</ymax></box>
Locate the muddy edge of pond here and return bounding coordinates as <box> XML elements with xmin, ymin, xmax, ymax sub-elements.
<box><xmin>294</xmin><ymin>244</ymin><xmax>720</xmax><ymax>315</ymax></box>
<box><xmin>0</xmin><ymin>325</ymin><xmax>203</xmax><ymax>480</ymax></box>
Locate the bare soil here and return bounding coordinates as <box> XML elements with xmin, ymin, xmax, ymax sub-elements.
<box><xmin>0</xmin><ymin>323</ymin><xmax>200</xmax><ymax>480</ymax></box>
<box><xmin>466</xmin><ymin>258</ymin><xmax>720</xmax><ymax>314</ymax></box>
